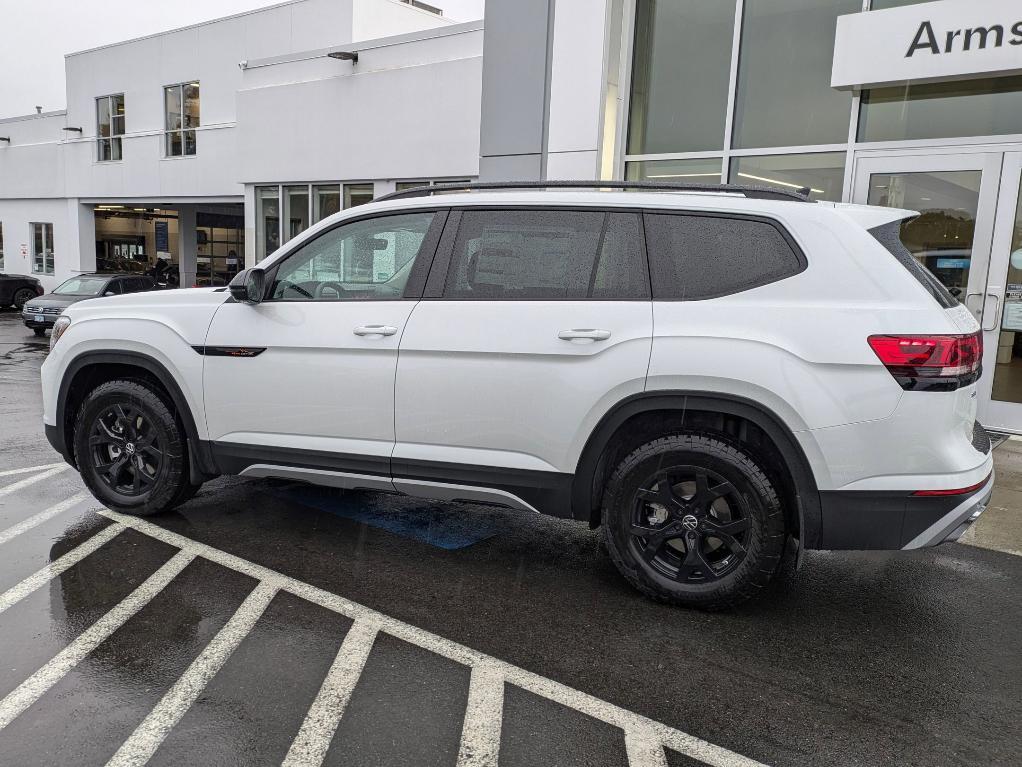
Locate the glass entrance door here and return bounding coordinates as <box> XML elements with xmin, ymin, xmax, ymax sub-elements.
<box><xmin>977</xmin><ymin>153</ymin><xmax>1022</xmax><ymax>432</ymax></box>
<box><xmin>852</xmin><ymin>150</ymin><xmax>1022</xmax><ymax>432</ymax></box>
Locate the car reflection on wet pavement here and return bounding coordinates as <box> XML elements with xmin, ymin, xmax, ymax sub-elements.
<box><xmin>0</xmin><ymin>308</ymin><xmax>1021</xmax><ymax>767</ymax></box>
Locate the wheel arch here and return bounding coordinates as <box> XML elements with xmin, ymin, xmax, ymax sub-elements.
<box><xmin>571</xmin><ymin>391</ymin><xmax>823</xmax><ymax>548</ymax></box>
<box><xmin>53</xmin><ymin>350</ymin><xmax>218</xmax><ymax>478</ymax></box>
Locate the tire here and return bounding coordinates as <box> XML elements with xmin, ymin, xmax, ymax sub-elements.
<box><xmin>32</xmin><ymin>328</ymin><xmax>46</xmax><ymax>337</ymax></box>
<box><xmin>602</xmin><ymin>433</ymin><xmax>786</xmax><ymax>610</ymax></box>
<box><xmin>13</xmin><ymin>287</ymin><xmax>36</xmax><ymax>310</ymax></box>
<box><xmin>73</xmin><ymin>380</ymin><xmax>193</xmax><ymax>516</ymax></box>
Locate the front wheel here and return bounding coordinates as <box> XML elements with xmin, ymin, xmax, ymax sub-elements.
<box><xmin>602</xmin><ymin>434</ymin><xmax>786</xmax><ymax>610</ymax></box>
<box><xmin>73</xmin><ymin>380</ymin><xmax>194</xmax><ymax>516</ymax></box>
<box><xmin>32</xmin><ymin>328</ymin><xmax>46</xmax><ymax>337</ymax></box>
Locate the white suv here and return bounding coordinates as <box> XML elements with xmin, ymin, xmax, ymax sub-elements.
<box><xmin>41</xmin><ymin>181</ymin><xmax>994</xmax><ymax>609</ymax></box>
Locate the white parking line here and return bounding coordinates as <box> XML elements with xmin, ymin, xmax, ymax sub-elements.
<box><xmin>106</xmin><ymin>581</ymin><xmax>279</xmax><ymax>767</ymax></box>
<box><xmin>98</xmin><ymin>509</ymin><xmax>767</xmax><ymax>767</ymax></box>
<box><xmin>0</xmin><ymin>466</ymin><xmax>68</xmax><ymax>499</ymax></box>
<box><xmin>0</xmin><ymin>550</ymin><xmax>194</xmax><ymax>731</ymax></box>
<box><xmin>625</xmin><ymin>728</ymin><xmax>670</xmax><ymax>767</ymax></box>
<box><xmin>0</xmin><ymin>523</ymin><xmax>125</xmax><ymax>616</ymax></box>
<box><xmin>282</xmin><ymin>619</ymin><xmax>380</xmax><ymax>767</ymax></box>
<box><xmin>0</xmin><ymin>490</ymin><xmax>92</xmax><ymax>548</ymax></box>
<box><xmin>457</xmin><ymin>663</ymin><xmax>506</xmax><ymax>767</ymax></box>
<box><xmin>0</xmin><ymin>462</ymin><xmax>66</xmax><ymax>479</ymax></box>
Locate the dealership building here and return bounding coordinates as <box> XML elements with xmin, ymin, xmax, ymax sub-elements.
<box><xmin>3</xmin><ymin>0</ymin><xmax>1022</xmax><ymax>429</ymax></box>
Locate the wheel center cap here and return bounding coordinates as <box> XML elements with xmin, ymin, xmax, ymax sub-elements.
<box><xmin>681</xmin><ymin>514</ymin><xmax>699</xmax><ymax>531</ymax></box>
<box><xmin>125</xmin><ymin>442</ymin><xmax>136</xmax><ymax>455</ymax></box>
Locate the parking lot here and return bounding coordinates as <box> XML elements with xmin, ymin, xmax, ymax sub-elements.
<box><xmin>1</xmin><ymin>307</ymin><xmax>1021</xmax><ymax>767</ymax></box>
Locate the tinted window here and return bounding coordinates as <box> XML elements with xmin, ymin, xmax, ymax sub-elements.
<box><xmin>269</xmin><ymin>212</ymin><xmax>436</xmax><ymax>301</ymax></box>
<box><xmin>103</xmin><ymin>280</ymin><xmax>123</xmax><ymax>295</ymax></box>
<box><xmin>644</xmin><ymin>213</ymin><xmax>804</xmax><ymax>300</ymax></box>
<box><xmin>443</xmin><ymin>210</ymin><xmax>648</xmax><ymax>300</ymax></box>
<box><xmin>869</xmin><ymin>221</ymin><xmax>959</xmax><ymax>309</ymax></box>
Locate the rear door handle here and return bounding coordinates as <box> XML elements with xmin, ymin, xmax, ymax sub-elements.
<box><xmin>353</xmin><ymin>325</ymin><xmax>398</xmax><ymax>337</ymax></box>
<box><xmin>558</xmin><ymin>329</ymin><xmax>611</xmax><ymax>343</ymax></box>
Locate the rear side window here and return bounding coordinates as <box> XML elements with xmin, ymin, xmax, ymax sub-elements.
<box><xmin>443</xmin><ymin>210</ymin><xmax>649</xmax><ymax>300</ymax></box>
<box><xmin>644</xmin><ymin>213</ymin><xmax>805</xmax><ymax>300</ymax></box>
<box><xmin>868</xmin><ymin>220</ymin><xmax>959</xmax><ymax>309</ymax></box>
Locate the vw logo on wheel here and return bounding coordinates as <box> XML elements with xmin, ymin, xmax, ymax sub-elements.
<box><xmin>681</xmin><ymin>514</ymin><xmax>699</xmax><ymax>531</ymax></box>
<box><xmin>125</xmin><ymin>442</ymin><xmax>136</xmax><ymax>455</ymax></box>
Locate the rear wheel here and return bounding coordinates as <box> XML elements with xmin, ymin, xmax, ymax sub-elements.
<box><xmin>13</xmin><ymin>287</ymin><xmax>36</xmax><ymax>310</ymax></box>
<box><xmin>602</xmin><ymin>433</ymin><xmax>786</xmax><ymax>610</ymax></box>
<box><xmin>73</xmin><ymin>380</ymin><xmax>195</xmax><ymax>516</ymax></box>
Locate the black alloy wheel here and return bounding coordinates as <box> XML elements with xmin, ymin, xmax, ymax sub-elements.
<box><xmin>74</xmin><ymin>379</ymin><xmax>199</xmax><ymax>515</ymax></box>
<box><xmin>602</xmin><ymin>433</ymin><xmax>786</xmax><ymax>609</ymax></box>
<box><xmin>630</xmin><ymin>467</ymin><xmax>751</xmax><ymax>583</ymax></box>
<box><xmin>88</xmin><ymin>402</ymin><xmax>164</xmax><ymax>497</ymax></box>
<box><xmin>13</xmin><ymin>287</ymin><xmax>36</xmax><ymax>309</ymax></box>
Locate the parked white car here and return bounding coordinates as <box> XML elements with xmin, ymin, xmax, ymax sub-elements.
<box><xmin>41</xmin><ymin>181</ymin><xmax>994</xmax><ymax>608</ymax></box>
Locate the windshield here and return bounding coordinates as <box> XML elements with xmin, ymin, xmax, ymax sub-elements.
<box><xmin>53</xmin><ymin>277</ymin><xmax>109</xmax><ymax>296</ymax></box>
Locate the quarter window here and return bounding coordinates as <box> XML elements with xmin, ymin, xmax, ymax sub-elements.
<box><xmin>644</xmin><ymin>213</ymin><xmax>804</xmax><ymax>300</ymax></box>
<box><xmin>97</xmin><ymin>94</ymin><xmax>125</xmax><ymax>162</ymax></box>
<box><xmin>31</xmin><ymin>223</ymin><xmax>55</xmax><ymax>275</ymax></box>
<box><xmin>269</xmin><ymin>212</ymin><xmax>437</xmax><ymax>301</ymax></box>
<box><xmin>164</xmin><ymin>82</ymin><xmax>199</xmax><ymax>157</ymax></box>
<box><xmin>443</xmin><ymin>210</ymin><xmax>649</xmax><ymax>300</ymax></box>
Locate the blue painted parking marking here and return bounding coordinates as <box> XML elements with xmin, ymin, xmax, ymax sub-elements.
<box><xmin>267</xmin><ymin>485</ymin><xmax>500</xmax><ymax>550</ymax></box>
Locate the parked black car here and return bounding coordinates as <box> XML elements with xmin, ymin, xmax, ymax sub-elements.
<box><xmin>0</xmin><ymin>274</ymin><xmax>44</xmax><ymax>310</ymax></box>
<box><xmin>23</xmin><ymin>273</ymin><xmax>159</xmax><ymax>336</ymax></box>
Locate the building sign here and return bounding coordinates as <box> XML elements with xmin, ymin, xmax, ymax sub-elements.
<box><xmin>155</xmin><ymin>221</ymin><xmax>170</xmax><ymax>255</ymax></box>
<box><xmin>832</xmin><ymin>0</ymin><xmax>1022</xmax><ymax>90</ymax></box>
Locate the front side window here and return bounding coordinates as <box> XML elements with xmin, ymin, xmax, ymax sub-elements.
<box><xmin>443</xmin><ymin>210</ymin><xmax>649</xmax><ymax>300</ymax></box>
<box><xmin>97</xmin><ymin>94</ymin><xmax>125</xmax><ymax>161</ymax></box>
<box><xmin>164</xmin><ymin>82</ymin><xmax>199</xmax><ymax>157</ymax></box>
<box><xmin>31</xmin><ymin>223</ymin><xmax>54</xmax><ymax>275</ymax></box>
<box><xmin>644</xmin><ymin>213</ymin><xmax>804</xmax><ymax>300</ymax></box>
<box><xmin>269</xmin><ymin>212</ymin><xmax>437</xmax><ymax>301</ymax></box>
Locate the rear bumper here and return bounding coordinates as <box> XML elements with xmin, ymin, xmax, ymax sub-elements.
<box><xmin>813</xmin><ymin>473</ymin><xmax>994</xmax><ymax>550</ymax></box>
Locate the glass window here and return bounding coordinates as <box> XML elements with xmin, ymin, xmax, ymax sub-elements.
<box><xmin>344</xmin><ymin>184</ymin><xmax>374</xmax><ymax>209</ymax></box>
<box><xmin>732</xmin><ymin>0</ymin><xmax>859</xmax><ymax>149</ymax></box>
<box><xmin>164</xmin><ymin>82</ymin><xmax>198</xmax><ymax>157</ymax></box>
<box><xmin>625</xmin><ymin>158</ymin><xmax>723</xmax><ymax>183</ymax></box>
<box><xmin>313</xmin><ymin>184</ymin><xmax>341</xmax><ymax>224</ymax></box>
<box><xmin>96</xmin><ymin>94</ymin><xmax>124</xmax><ymax>162</ymax></box>
<box><xmin>991</xmin><ymin>176</ymin><xmax>1022</xmax><ymax>405</ymax></box>
<box><xmin>865</xmin><ymin>170</ymin><xmax>981</xmax><ymax>299</ymax></box>
<box><xmin>443</xmin><ymin>210</ymin><xmax>649</xmax><ymax>300</ymax></box>
<box><xmin>269</xmin><ymin>212</ymin><xmax>437</xmax><ymax>301</ymax></box>
<box><xmin>627</xmin><ymin>0</ymin><xmax>737</xmax><ymax>154</ymax></box>
<box><xmin>644</xmin><ymin>213</ymin><xmax>804</xmax><ymax>300</ymax></box>
<box><xmin>728</xmin><ymin>152</ymin><xmax>846</xmax><ymax>201</ymax></box>
<box><xmin>284</xmin><ymin>185</ymin><xmax>310</xmax><ymax>242</ymax></box>
<box><xmin>54</xmin><ymin>276</ymin><xmax>109</xmax><ymax>296</ymax></box>
<box><xmin>31</xmin><ymin>223</ymin><xmax>54</xmax><ymax>275</ymax></box>
<box><xmin>396</xmin><ymin>181</ymin><xmax>429</xmax><ymax>192</ymax></box>
<box><xmin>256</xmin><ymin>186</ymin><xmax>280</xmax><ymax>261</ymax></box>
<box><xmin>858</xmin><ymin>76</ymin><xmax>1022</xmax><ymax>143</ymax></box>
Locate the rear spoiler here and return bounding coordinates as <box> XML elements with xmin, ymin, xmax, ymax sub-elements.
<box><xmin>822</xmin><ymin>202</ymin><xmax>918</xmax><ymax>230</ymax></box>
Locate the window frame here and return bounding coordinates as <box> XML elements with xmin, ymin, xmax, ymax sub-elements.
<box><xmin>96</xmin><ymin>93</ymin><xmax>125</xmax><ymax>162</ymax></box>
<box><xmin>259</xmin><ymin>208</ymin><xmax>449</xmax><ymax>303</ymax></box>
<box><xmin>642</xmin><ymin>209</ymin><xmax>807</xmax><ymax>302</ymax></box>
<box><xmin>30</xmin><ymin>222</ymin><xmax>55</xmax><ymax>275</ymax></box>
<box><xmin>163</xmin><ymin>81</ymin><xmax>199</xmax><ymax>158</ymax></box>
<box><xmin>422</xmin><ymin>206</ymin><xmax>653</xmax><ymax>302</ymax></box>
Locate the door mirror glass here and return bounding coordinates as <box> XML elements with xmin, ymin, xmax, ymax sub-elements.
<box><xmin>229</xmin><ymin>268</ymin><xmax>265</xmax><ymax>304</ymax></box>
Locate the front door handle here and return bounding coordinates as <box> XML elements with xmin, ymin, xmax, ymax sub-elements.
<box><xmin>558</xmin><ymin>329</ymin><xmax>612</xmax><ymax>343</ymax></box>
<box><xmin>353</xmin><ymin>325</ymin><xmax>398</xmax><ymax>337</ymax></box>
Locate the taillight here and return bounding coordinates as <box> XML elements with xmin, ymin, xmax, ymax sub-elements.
<box><xmin>867</xmin><ymin>331</ymin><xmax>982</xmax><ymax>391</ymax></box>
<box><xmin>913</xmin><ymin>475</ymin><xmax>990</xmax><ymax>497</ymax></box>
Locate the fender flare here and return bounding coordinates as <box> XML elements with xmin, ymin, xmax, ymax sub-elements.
<box><xmin>53</xmin><ymin>350</ymin><xmax>218</xmax><ymax>477</ymax></box>
<box><xmin>571</xmin><ymin>391</ymin><xmax>822</xmax><ymax>549</ymax></box>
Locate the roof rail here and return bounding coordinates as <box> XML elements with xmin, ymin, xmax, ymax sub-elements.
<box><xmin>375</xmin><ymin>179</ymin><xmax>812</xmax><ymax>203</ymax></box>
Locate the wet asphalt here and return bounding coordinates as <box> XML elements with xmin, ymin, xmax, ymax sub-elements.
<box><xmin>0</xmin><ymin>308</ymin><xmax>1020</xmax><ymax>766</ymax></box>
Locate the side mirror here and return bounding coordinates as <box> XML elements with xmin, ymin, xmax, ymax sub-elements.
<box><xmin>228</xmin><ymin>268</ymin><xmax>265</xmax><ymax>304</ymax></box>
